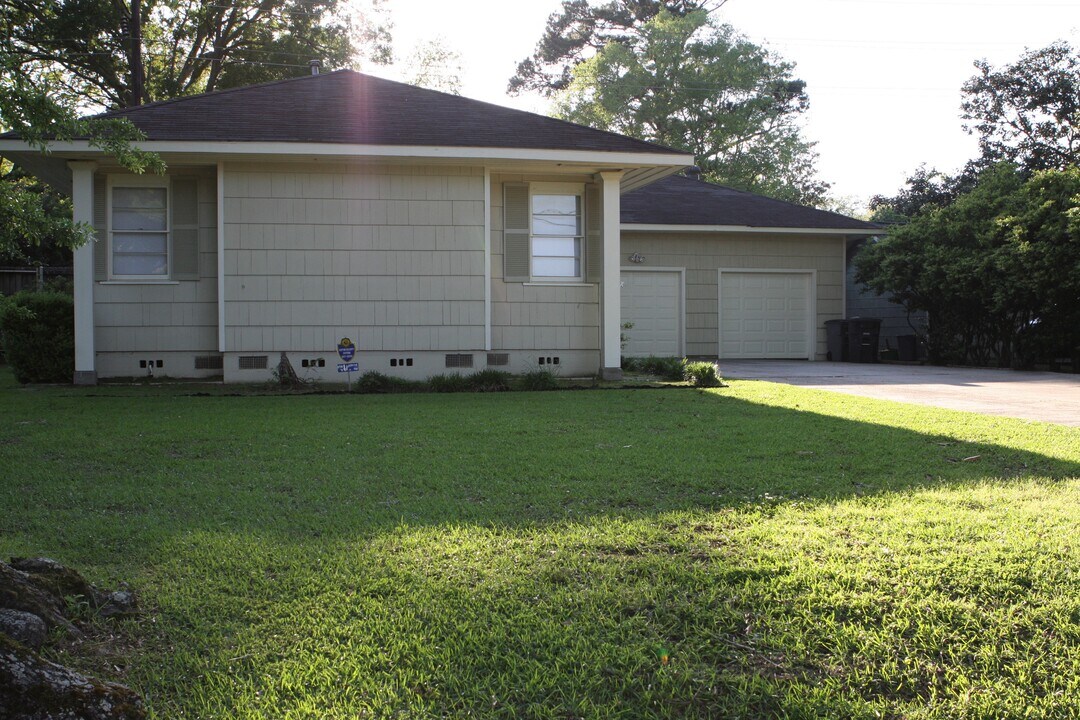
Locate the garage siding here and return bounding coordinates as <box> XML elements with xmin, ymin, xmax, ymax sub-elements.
<box><xmin>621</xmin><ymin>232</ymin><xmax>846</xmax><ymax>360</ymax></box>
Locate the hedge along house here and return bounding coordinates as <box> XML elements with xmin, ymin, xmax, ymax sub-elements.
<box><xmin>0</xmin><ymin>70</ymin><xmax>693</xmax><ymax>384</ymax></box>
<box><xmin>619</xmin><ymin>175</ymin><xmax>879</xmax><ymax>361</ymax></box>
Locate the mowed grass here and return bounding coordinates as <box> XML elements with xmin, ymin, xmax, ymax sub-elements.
<box><xmin>1</xmin><ymin>370</ymin><xmax>1078</xmax><ymax>719</ymax></box>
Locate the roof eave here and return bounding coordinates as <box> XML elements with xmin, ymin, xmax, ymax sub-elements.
<box><xmin>621</xmin><ymin>223</ymin><xmax>881</xmax><ymax>236</ymax></box>
<box><xmin>0</xmin><ymin>139</ymin><xmax>692</xmax><ymax>193</ymax></box>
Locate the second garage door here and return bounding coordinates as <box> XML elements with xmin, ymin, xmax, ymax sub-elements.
<box><xmin>719</xmin><ymin>271</ymin><xmax>812</xmax><ymax>359</ymax></box>
<box><xmin>621</xmin><ymin>270</ymin><xmax>682</xmax><ymax>357</ymax></box>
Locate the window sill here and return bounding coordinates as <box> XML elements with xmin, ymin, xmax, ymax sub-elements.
<box><xmin>99</xmin><ymin>280</ymin><xmax>180</xmax><ymax>285</ymax></box>
<box><xmin>524</xmin><ymin>282</ymin><xmax>596</xmax><ymax>287</ymax></box>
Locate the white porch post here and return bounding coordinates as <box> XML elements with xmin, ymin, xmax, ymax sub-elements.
<box><xmin>68</xmin><ymin>161</ymin><xmax>98</xmax><ymax>385</ymax></box>
<box><xmin>599</xmin><ymin>170</ymin><xmax>624</xmax><ymax>380</ymax></box>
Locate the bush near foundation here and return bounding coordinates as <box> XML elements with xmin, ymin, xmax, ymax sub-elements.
<box><xmin>0</xmin><ymin>291</ymin><xmax>74</xmax><ymax>384</ymax></box>
<box><xmin>682</xmin><ymin>360</ymin><xmax>722</xmax><ymax>388</ymax></box>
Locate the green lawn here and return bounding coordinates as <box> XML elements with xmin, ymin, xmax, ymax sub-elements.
<box><xmin>1</xmin><ymin>369</ymin><xmax>1078</xmax><ymax>719</ymax></box>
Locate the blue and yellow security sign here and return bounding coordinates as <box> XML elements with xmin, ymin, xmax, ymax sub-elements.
<box><xmin>337</xmin><ymin>337</ymin><xmax>355</xmax><ymax>362</ymax></box>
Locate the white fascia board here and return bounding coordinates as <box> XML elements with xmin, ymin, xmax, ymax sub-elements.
<box><xmin>0</xmin><ymin>138</ymin><xmax>693</xmax><ymax>168</ymax></box>
<box><xmin>622</xmin><ymin>223</ymin><xmax>880</xmax><ymax>236</ymax></box>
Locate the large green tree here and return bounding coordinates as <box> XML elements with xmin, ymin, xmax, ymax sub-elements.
<box><xmin>0</xmin><ymin>53</ymin><xmax>163</xmax><ymax>262</ymax></box>
<box><xmin>962</xmin><ymin>41</ymin><xmax>1079</xmax><ymax>173</ymax></box>
<box><xmin>2</xmin><ymin>0</ymin><xmax>391</xmax><ymax>109</ymax></box>
<box><xmin>552</xmin><ymin>9</ymin><xmax>828</xmax><ymax>206</ymax></box>
<box><xmin>856</xmin><ymin>164</ymin><xmax>1080</xmax><ymax>367</ymax></box>
<box><xmin>509</xmin><ymin>0</ymin><xmax>721</xmax><ymax>96</ymax></box>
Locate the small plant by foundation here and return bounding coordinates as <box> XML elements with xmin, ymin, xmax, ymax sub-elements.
<box><xmin>515</xmin><ymin>369</ymin><xmax>559</xmax><ymax>391</ymax></box>
<box><xmin>682</xmin><ymin>360</ymin><xmax>722</xmax><ymax>387</ymax></box>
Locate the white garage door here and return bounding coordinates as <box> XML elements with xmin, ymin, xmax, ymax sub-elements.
<box><xmin>719</xmin><ymin>271</ymin><xmax>811</xmax><ymax>359</ymax></box>
<box><xmin>621</xmin><ymin>270</ymin><xmax>681</xmax><ymax>357</ymax></box>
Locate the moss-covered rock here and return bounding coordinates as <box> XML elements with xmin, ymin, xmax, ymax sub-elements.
<box><xmin>0</xmin><ymin>633</ymin><xmax>145</xmax><ymax>720</ymax></box>
<box><xmin>0</xmin><ymin>558</ymin><xmax>145</xmax><ymax>719</ymax></box>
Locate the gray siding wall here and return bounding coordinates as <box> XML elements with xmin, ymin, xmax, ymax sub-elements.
<box><xmin>489</xmin><ymin>174</ymin><xmax>600</xmax><ymax>355</ymax></box>
<box><xmin>845</xmin><ymin>254</ymin><xmax>927</xmax><ymax>351</ymax></box>
<box><xmin>223</xmin><ymin>162</ymin><xmax>486</xmax><ymax>354</ymax></box>
<box><xmin>93</xmin><ymin>168</ymin><xmax>218</xmax><ymax>376</ymax></box>
<box><xmin>621</xmin><ymin>232</ymin><xmax>846</xmax><ymax>359</ymax></box>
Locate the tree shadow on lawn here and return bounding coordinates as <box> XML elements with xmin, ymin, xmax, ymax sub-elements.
<box><xmin>3</xmin><ymin>386</ymin><xmax>1079</xmax><ymax>717</ymax></box>
<box><xmin>4</xmin><ymin>386</ymin><xmax>1076</xmax><ymax>541</ymax></box>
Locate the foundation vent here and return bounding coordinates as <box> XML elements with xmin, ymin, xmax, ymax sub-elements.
<box><xmin>487</xmin><ymin>353</ymin><xmax>509</xmax><ymax>367</ymax></box>
<box><xmin>445</xmin><ymin>353</ymin><xmax>474</xmax><ymax>369</ymax></box>
<box><xmin>238</xmin><ymin>355</ymin><xmax>268</xmax><ymax>370</ymax></box>
<box><xmin>194</xmin><ymin>355</ymin><xmax>224</xmax><ymax>370</ymax></box>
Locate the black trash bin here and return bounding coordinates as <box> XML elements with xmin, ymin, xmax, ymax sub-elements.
<box><xmin>897</xmin><ymin>334</ymin><xmax>918</xmax><ymax>361</ymax></box>
<box><xmin>825</xmin><ymin>319</ymin><xmax>848</xmax><ymax>362</ymax></box>
<box><xmin>847</xmin><ymin>318</ymin><xmax>882</xmax><ymax>363</ymax></box>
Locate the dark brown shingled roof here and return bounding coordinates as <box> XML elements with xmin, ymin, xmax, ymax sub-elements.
<box><xmin>43</xmin><ymin>70</ymin><xmax>681</xmax><ymax>155</ymax></box>
<box><xmin>622</xmin><ymin>174</ymin><xmax>880</xmax><ymax>231</ymax></box>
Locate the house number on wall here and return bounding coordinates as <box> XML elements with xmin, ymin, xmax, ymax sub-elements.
<box><xmin>628</xmin><ymin>252</ymin><xmax>646</xmax><ymax>264</ymax></box>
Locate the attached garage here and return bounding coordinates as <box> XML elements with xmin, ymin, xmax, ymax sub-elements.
<box><xmin>718</xmin><ymin>270</ymin><xmax>813</xmax><ymax>359</ymax></box>
<box><xmin>620</xmin><ymin>269</ymin><xmax>684</xmax><ymax>357</ymax></box>
<box><xmin>619</xmin><ymin>174</ymin><xmax>881</xmax><ymax>361</ymax></box>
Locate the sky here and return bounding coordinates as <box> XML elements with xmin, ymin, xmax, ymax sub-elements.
<box><xmin>366</xmin><ymin>0</ymin><xmax>1080</xmax><ymax>212</ymax></box>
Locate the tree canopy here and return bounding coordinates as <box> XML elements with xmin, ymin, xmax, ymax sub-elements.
<box><xmin>961</xmin><ymin>41</ymin><xmax>1080</xmax><ymax>173</ymax></box>
<box><xmin>405</xmin><ymin>38</ymin><xmax>463</xmax><ymax>95</ymax></box>
<box><xmin>508</xmin><ymin>0</ymin><xmax>721</xmax><ymax>97</ymax></box>
<box><xmin>861</xmin><ymin>43</ymin><xmax>1080</xmax><ymax>367</ymax></box>
<box><xmin>552</xmin><ymin>9</ymin><xmax>828</xmax><ymax>206</ymax></box>
<box><xmin>856</xmin><ymin>164</ymin><xmax>1080</xmax><ymax>367</ymax></box>
<box><xmin>3</xmin><ymin>0</ymin><xmax>391</xmax><ymax>109</ymax></box>
<box><xmin>0</xmin><ymin>51</ymin><xmax>165</xmax><ymax>261</ymax></box>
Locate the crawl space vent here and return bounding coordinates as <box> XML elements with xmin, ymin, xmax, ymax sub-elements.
<box><xmin>444</xmin><ymin>353</ymin><xmax>474</xmax><ymax>369</ymax></box>
<box><xmin>194</xmin><ymin>355</ymin><xmax>224</xmax><ymax>370</ymax></box>
<box><xmin>238</xmin><ymin>355</ymin><xmax>268</xmax><ymax>370</ymax></box>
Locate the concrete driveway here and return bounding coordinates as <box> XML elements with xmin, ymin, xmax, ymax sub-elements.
<box><xmin>719</xmin><ymin>360</ymin><xmax>1080</xmax><ymax>427</ymax></box>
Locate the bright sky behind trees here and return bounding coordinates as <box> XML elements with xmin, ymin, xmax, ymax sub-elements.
<box><xmin>372</xmin><ymin>0</ymin><xmax>1080</xmax><ymax>210</ymax></box>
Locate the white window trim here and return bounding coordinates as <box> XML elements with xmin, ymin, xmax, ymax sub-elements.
<box><xmin>529</xmin><ymin>181</ymin><xmax>585</xmax><ymax>283</ymax></box>
<box><xmin>107</xmin><ymin>174</ymin><xmax>171</xmax><ymax>281</ymax></box>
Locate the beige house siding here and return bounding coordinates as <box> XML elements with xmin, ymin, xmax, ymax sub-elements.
<box><xmin>93</xmin><ymin>168</ymin><xmax>219</xmax><ymax>378</ymax></box>
<box><xmin>621</xmin><ymin>232</ymin><xmax>846</xmax><ymax>359</ymax></box>
<box><xmin>489</xmin><ymin>174</ymin><xmax>601</xmax><ymax>374</ymax></box>
<box><xmin>222</xmin><ymin>162</ymin><xmax>486</xmax><ymax>378</ymax></box>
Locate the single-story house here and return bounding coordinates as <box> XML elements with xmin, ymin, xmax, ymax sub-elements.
<box><xmin>0</xmin><ymin>70</ymin><xmax>879</xmax><ymax>384</ymax></box>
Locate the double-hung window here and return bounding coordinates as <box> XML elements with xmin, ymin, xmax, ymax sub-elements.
<box><xmin>109</xmin><ymin>177</ymin><xmax>170</xmax><ymax>278</ymax></box>
<box><xmin>531</xmin><ymin>192</ymin><xmax>583</xmax><ymax>280</ymax></box>
<box><xmin>504</xmin><ymin>181</ymin><xmax>592</xmax><ymax>284</ymax></box>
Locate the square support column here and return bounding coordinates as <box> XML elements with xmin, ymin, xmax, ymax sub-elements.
<box><xmin>599</xmin><ymin>170</ymin><xmax>624</xmax><ymax>380</ymax></box>
<box><xmin>68</xmin><ymin>161</ymin><xmax>98</xmax><ymax>385</ymax></box>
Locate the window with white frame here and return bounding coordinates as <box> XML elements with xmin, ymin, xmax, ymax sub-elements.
<box><xmin>110</xmin><ymin>179</ymin><xmax>169</xmax><ymax>278</ymax></box>
<box><xmin>531</xmin><ymin>185</ymin><xmax>583</xmax><ymax>281</ymax></box>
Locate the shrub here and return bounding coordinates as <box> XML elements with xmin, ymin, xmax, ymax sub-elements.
<box><xmin>0</xmin><ymin>291</ymin><xmax>74</xmax><ymax>383</ymax></box>
<box><xmin>467</xmin><ymin>369</ymin><xmax>512</xmax><ymax>392</ymax></box>
<box><xmin>515</xmin><ymin>369</ymin><xmax>559</xmax><ymax>391</ymax></box>
<box><xmin>622</xmin><ymin>356</ymin><xmax>684</xmax><ymax>380</ymax></box>
<box><xmin>427</xmin><ymin>373</ymin><xmax>470</xmax><ymax>393</ymax></box>
<box><xmin>354</xmin><ymin>371</ymin><xmax>416</xmax><ymax>394</ymax></box>
<box><xmin>682</xmin><ymin>360</ymin><xmax>722</xmax><ymax>388</ymax></box>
